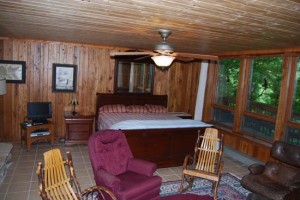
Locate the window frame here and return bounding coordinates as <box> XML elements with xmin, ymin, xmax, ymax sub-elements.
<box><xmin>210</xmin><ymin>58</ymin><xmax>241</xmax><ymax>130</ymax></box>
<box><xmin>282</xmin><ymin>56</ymin><xmax>300</xmax><ymax>144</ymax></box>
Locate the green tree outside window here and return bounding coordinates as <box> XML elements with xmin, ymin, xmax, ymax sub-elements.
<box><xmin>247</xmin><ymin>57</ymin><xmax>283</xmax><ymax>117</ymax></box>
<box><xmin>217</xmin><ymin>59</ymin><xmax>240</xmax><ymax>107</ymax></box>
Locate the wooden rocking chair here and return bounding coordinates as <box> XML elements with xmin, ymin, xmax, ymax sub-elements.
<box><xmin>179</xmin><ymin>128</ymin><xmax>224</xmax><ymax>200</ymax></box>
<box><xmin>36</xmin><ymin>149</ymin><xmax>117</xmax><ymax>200</ymax></box>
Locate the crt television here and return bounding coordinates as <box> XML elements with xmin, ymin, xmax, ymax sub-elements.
<box><xmin>27</xmin><ymin>102</ymin><xmax>52</xmax><ymax>124</ymax></box>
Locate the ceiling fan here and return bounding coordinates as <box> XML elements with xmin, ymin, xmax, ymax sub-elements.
<box><xmin>110</xmin><ymin>29</ymin><xmax>219</xmax><ymax>68</ymax></box>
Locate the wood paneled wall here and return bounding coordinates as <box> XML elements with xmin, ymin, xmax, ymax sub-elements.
<box><xmin>167</xmin><ymin>62</ymin><xmax>201</xmax><ymax>114</ymax></box>
<box><xmin>219</xmin><ymin>129</ymin><xmax>271</xmax><ymax>162</ymax></box>
<box><xmin>0</xmin><ymin>38</ymin><xmax>201</xmax><ymax>141</ymax></box>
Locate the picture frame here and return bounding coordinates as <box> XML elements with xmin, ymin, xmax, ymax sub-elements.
<box><xmin>0</xmin><ymin>60</ymin><xmax>26</xmax><ymax>83</ymax></box>
<box><xmin>52</xmin><ymin>63</ymin><xmax>77</xmax><ymax>93</ymax></box>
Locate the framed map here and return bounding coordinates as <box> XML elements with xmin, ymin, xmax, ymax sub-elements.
<box><xmin>0</xmin><ymin>60</ymin><xmax>26</xmax><ymax>83</ymax></box>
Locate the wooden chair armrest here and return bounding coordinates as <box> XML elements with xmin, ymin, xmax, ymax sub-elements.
<box><xmin>183</xmin><ymin>155</ymin><xmax>194</xmax><ymax>170</ymax></box>
<box><xmin>81</xmin><ymin>185</ymin><xmax>117</xmax><ymax>200</ymax></box>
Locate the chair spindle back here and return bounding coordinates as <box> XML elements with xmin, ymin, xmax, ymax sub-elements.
<box><xmin>41</xmin><ymin>149</ymin><xmax>79</xmax><ymax>200</ymax></box>
<box><xmin>196</xmin><ymin>128</ymin><xmax>221</xmax><ymax>173</ymax></box>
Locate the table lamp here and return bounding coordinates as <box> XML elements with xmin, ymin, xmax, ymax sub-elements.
<box><xmin>70</xmin><ymin>94</ymin><xmax>78</xmax><ymax>115</ymax></box>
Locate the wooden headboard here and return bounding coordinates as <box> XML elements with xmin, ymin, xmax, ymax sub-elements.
<box><xmin>95</xmin><ymin>93</ymin><xmax>168</xmax><ymax>130</ymax></box>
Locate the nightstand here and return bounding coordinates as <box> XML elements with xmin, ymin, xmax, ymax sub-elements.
<box><xmin>64</xmin><ymin>112</ymin><xmax>95</xmax><ymax>145</ymax></box>
<box><xmin>168</xmin><ymin>112</ymin><xmax>193</xmax><ymax>119</ymax></box>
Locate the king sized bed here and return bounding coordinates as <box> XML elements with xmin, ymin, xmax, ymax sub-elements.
<box><xmin>95</xmin><ymin>93</ymin><xmax>212</xmax><ymax>167</ymax></box>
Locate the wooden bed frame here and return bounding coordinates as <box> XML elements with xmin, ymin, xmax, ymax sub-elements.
<box><xmin>95</xmin><ymin>93</ymin><xmax>208</xmax><ymax>167</ymax></box>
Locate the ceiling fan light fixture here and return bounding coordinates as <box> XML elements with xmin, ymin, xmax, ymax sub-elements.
<box><xmin>154</xmin><ymin>42</ymin><xmax>174</xmax><ymax>53</ymax></box>
<box><xmin>151</xmin><ymin>55</ymin><xmax>175</xmax><ymax>67</ymax></box>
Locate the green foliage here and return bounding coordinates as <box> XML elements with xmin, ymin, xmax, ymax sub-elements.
<box><xmin>249</xmin><ymin>57</ymin><xmax>282</xmax><ymax>107</ymax></box>
<box><xmin>217</xmin><ymin>57</ymin><xmax>300</xmax><ymax>119</ymax></box>
<box><xmin>217</xmin><ymin>59</ymin><xmax>240</xmax><ymax>107</ymax></box>
<box><xmin>292</xmin><ymin>58</ymin><xmax>300</xmax><ymax>121</ymax></box>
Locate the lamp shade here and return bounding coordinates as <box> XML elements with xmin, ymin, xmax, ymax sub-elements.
<box><xmin>151</xmin><ymin>55</ymin><xmax>175</xmax><ymax>68</ymax></box>
<box><xmin>70</xmin><ymin>94</ymin><xmax>78</xmax><ymax>105</ymax></box>
<box><xmin>0</xmin><ymin>79</ymin><xmax>6</xmax><ymax>95</ymax></box>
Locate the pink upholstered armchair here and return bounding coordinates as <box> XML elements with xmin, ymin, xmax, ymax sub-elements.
<box><xmin>88</xmin><ymin>130</ymin><xmax>162</xmax><ymax>200</ymax></box>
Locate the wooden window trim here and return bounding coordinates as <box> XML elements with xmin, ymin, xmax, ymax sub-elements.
<box><xmin>285</xmin><ymin>56</ymin><xmax>299</xmax><ymax>122</ymax></box>
<box><xmin>285</xmin><ymin>121</ymin><xmax>300</xmax><ymax>129</ymax></box>
<box><xmin>212</xmin><ymin>104</ymin><xmax>235</xmax><ymax>112</ymax></box>
<box><xmin>243</xmin><ymin>111</ymin><xmax>276</xmax><ymax>123</ymax></box>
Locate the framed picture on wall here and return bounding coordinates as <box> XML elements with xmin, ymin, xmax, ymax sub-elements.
<box><xmin>0</xmin><ymin>60</ymin><xmax>26</xmax><ymax>83</ymax></box>
<box><xmin>52</xmin><ymin>63</ymin><xmax>77</xmax><ymax>93</ymax></box>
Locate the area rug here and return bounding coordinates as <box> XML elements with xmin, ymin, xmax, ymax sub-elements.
<box><xmin>160</xmin><ymin>173</ymin><xmax>250</xmax><ymax>200</ymax></box>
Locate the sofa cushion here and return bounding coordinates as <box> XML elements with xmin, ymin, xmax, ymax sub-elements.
<box><xmin>241</xmin><ymin>161</ymin><xmax>300</xmax><ymax>200</ymax></box>
<box><xmin>271</xmin><ymin>141</ymin><xmax>300</xmax><ymax>168</ymax></box>
<box><xmin>241</xmin><ymin>141</ymin><xmax>300</xmax><ymax>200</ymax></box>
<box><xmin>262</xmin><ymin>162</ymin><xmax>300</xmax><ymax>187</ymax></box>
<box><xmin>241</xmin><ymin>174</ymin><xmax>290</xmax><ymax>200</ymax></box>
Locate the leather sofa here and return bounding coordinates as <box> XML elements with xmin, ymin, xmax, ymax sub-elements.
<box><xmin>241</xmin><ymin>141</ymin><xmax>300</xmax><ymax>200</ymax></box>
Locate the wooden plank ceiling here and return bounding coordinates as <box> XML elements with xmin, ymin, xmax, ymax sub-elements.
<box><xmin>0</xmin><ymin>0</ymin><xmax>299</xmax><ymax>55</ymax></box>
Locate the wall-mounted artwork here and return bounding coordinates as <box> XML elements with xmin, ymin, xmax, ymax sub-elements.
<box><xmin>52</xmin><ymin>63</ymin><xmax>77</xmax><ymax>93</ymax></box>
<box><xmin>0</xmin><ymin>60</ymin><xmax>26</xmax><ymax>83</ymax></box>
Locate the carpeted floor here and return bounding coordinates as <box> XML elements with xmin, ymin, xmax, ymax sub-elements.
<box><xmin>160</xmin><ymin>173</ymin><xmax>250</xmax><ymax>200</ymax></box>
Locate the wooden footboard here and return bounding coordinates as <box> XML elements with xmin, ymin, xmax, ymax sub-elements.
<box><xmin>123</xmin><ymin>127</ymin><xmax>205</xmax><ymax>167</ymax></box>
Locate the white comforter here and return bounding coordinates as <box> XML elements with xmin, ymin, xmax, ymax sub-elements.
<box><xmin>110</xmin><ymin>119</ymin><xmax>212</xmax><ymax>130</ymax></box>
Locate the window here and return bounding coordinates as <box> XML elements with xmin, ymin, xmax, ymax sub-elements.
<box><xmin>206</xmin><ymin>53</ymin><xmax>300</xmax><ymax>146</ymax></box>
<box><xmin>284</xmin><ymin>57</ymin><xmax>300</xmax><ymax>145</ymax></box>
<box><xmin>285</xmin><ymin>126</ymin><xmax>300</xmax><ymax>146</ymax></box>
<box><xmin>242</xmin><ymin>56</ymin><xmax>282</xmax><ymax>141</ymax></box>
<box><xmin>216</xmin><ymin>59</ymin><xmax>240</xmax><ymax>107</ymax></box>
<box><xmin>291</xmin><ymin>58</ymin><xmax>300</xmax><ymax>123</ymax></box>
<box><xmin>213</xmin><ymin>107</ymin><xmax>234</xmax><ymax>127</ymax></box>
<box><xmin>114</xmin><ymin>60</ymin><xmax>154</xmax><ymax>93</ymax></box>
<box><xmin>242</xmin><ymin>115</ymin><xmax>275</xmax><ymax>141</ymax></box>
<box><xmin>246</xmin><ymin>57</ymin><xmax>282</xmax><ymax>117</ymax></box>
<box><xmin>212</xmin><ymin>59</ymin><xmax>240</xmax><ymax>128</ymax></box>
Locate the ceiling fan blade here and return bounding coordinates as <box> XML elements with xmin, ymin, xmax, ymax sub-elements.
<box><xmin>110</xmin><ymin>51</ymin><xmax>153</xmax><ymax>57</ymax></box>
<box><xmin>135</xmin><ymin>55</ymin><xmax>151</xmax><ymax>61</ymax></box>
<box><xmin>176</xmin><ymin>52</ymin><xmax>218</xmax><ymax>61</ymax></box>
<box><xmin>175</xmin><ymin>57</ymin><xmax>194</xmax><ymax>62</ymax></box>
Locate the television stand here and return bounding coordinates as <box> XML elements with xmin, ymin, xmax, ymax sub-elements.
<box><xmin>32</xmin><ymin>119</ymin><xmax>48</xmax><ymax>125</ymax></box>
<box><xmin>20</xmin><ymin>120</ymin><xmax>55</xmax><ymax>150</ymax></box>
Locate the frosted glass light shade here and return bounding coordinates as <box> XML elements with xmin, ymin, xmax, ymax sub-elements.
<box><xmin>0</xmin><ymin>79</ymin><xmax>6</xmax><ymax>95</ymax></box>
<box><xmin>151</xmin><ymin>55</ymin><xmax>175</xmax><ymax>67</ymax></box>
